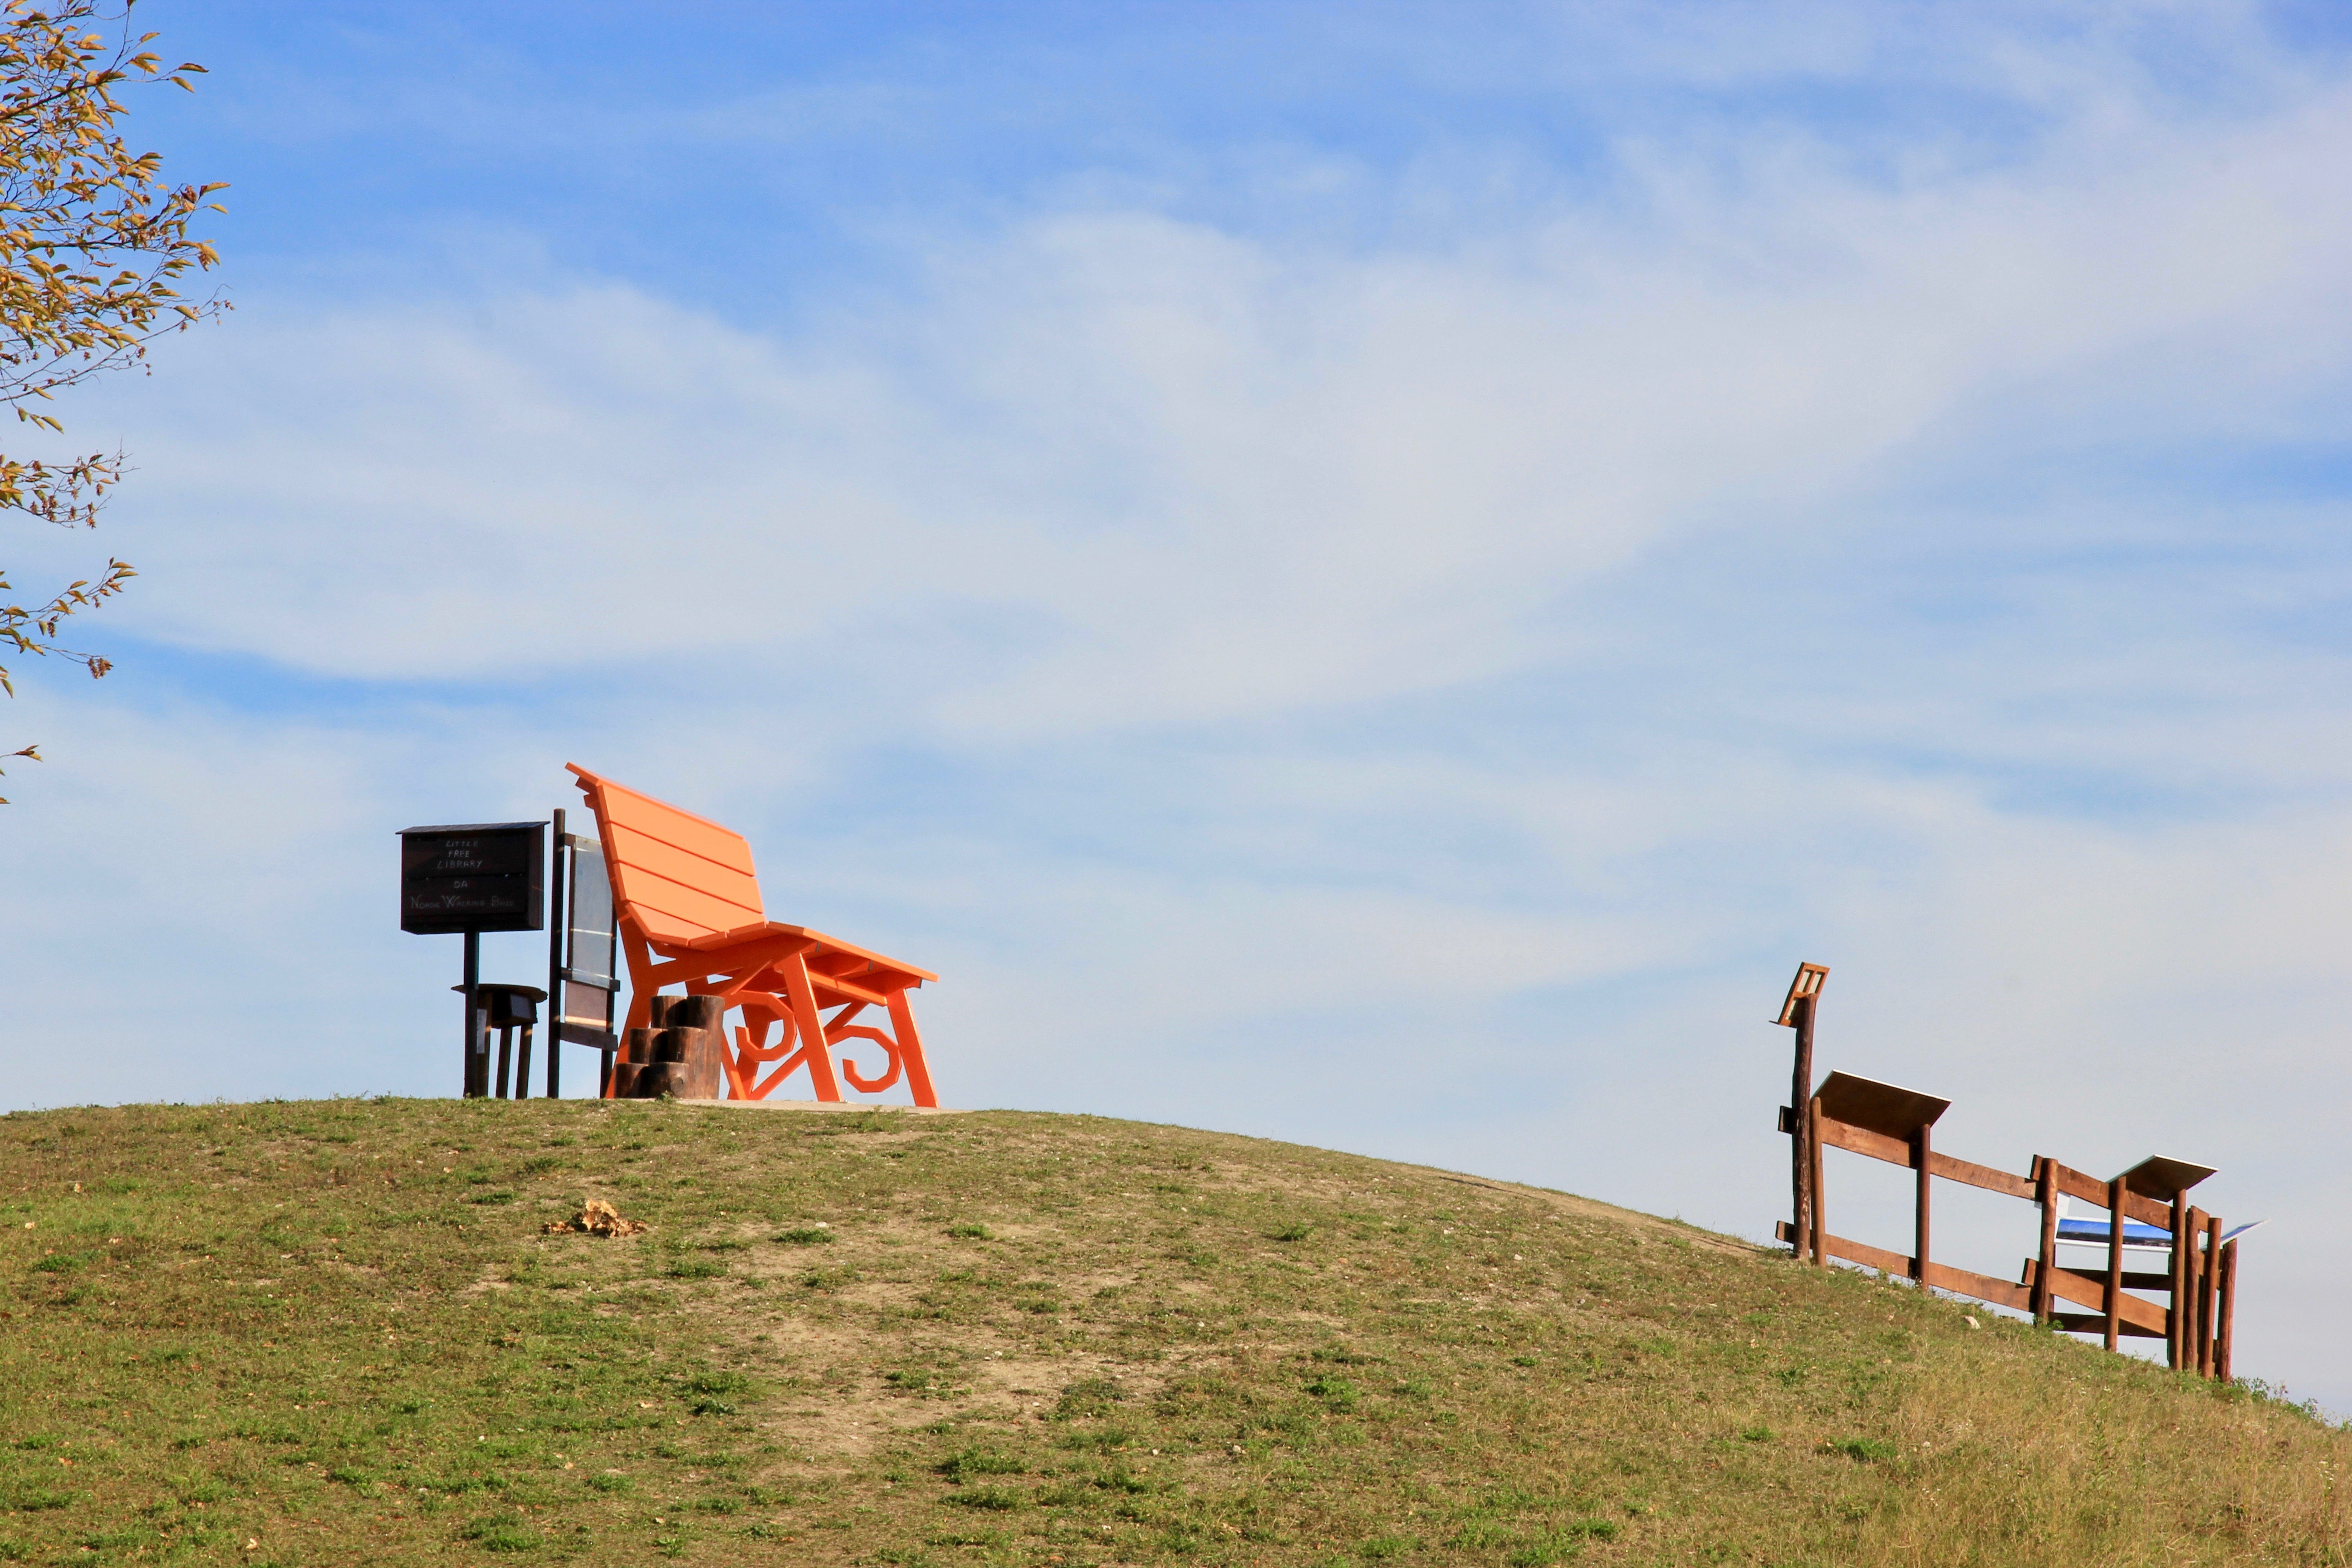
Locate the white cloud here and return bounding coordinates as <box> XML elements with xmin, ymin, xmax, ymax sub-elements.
<box><xmin>69</xmin><ymin>50</ymin><xmax>2352</xmax><ymax>747</ymax></box>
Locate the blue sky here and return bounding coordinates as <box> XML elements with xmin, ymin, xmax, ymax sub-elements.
<box><xmin>7</xmin><ymin>1</ymin><xmax>2352</xmax><ymax>1411</ymax></box>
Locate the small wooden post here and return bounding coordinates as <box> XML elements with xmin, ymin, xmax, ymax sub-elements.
<box><xmin>1912</xmin><ymin>1121</ymin><xmax>1931</xmax><ymax>1287</ymax></box>
<box><xmin>494</xmin><ymin>1025</ymin><xmax>514</xmax><ymax>1101</ymax></box>
<box><xmin>2104</xmin><ymin>1176</ymin><xmax>2125</xmax><ymax>1352</ymax></box>
<box><xmin>2032</xmin><ymin>1156</ymin><xmax>2058</xmax><ymax>1325</ymax></box>
<box><xmin>2168</xmin><ymin>1193</ymin><xmax>2190</xmax><ymax>1370</ymax></box>
<box><xmin>2199</xmin><ymin>1213</ymin><xmax>2222</xmax><ymax>1378</ymax></box>
<box><xmin>1808</xmin><ymin>1094</ymin><xmax>1827</xmax><ymax>1268</ymax></box>
<box><xmin>2215</xmin><ymin>1239</ymin><xmax>2239</xmax><ymax>1382</ymax></box>
<box><xmin>461</xmin><ymin>930</ymin><xmax>483</xmax><ymax>1098</ymax></box>
<box><xmin>546</xmin><ymin>806</ymin><xmax>566</xmax><ymax>1100</ymax></box>
<box><xmin>512</xmin><ymin>1023</ymin><xmax>534</xmax><ymax>1099</ymax></box>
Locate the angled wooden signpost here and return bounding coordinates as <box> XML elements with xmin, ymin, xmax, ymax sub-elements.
<box><xmin>1777</xmin><ymin>963</ymin><xmax>1828</xmax><ymax>1266</ymax></box>
<box><xmin>1770</xmin><ymin>962</ymin><xmax>2253</xmax><ymax>1379</ymax></box>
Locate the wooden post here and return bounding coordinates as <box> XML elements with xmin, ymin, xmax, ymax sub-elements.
<box><xmin>494</xmin><ymin>1024</ymin><xmax>514</xmax><ymax>1101</ymax></box>
<box><xmin>512</xmin><ymin>1023</ymin><xmax>533</xmax><ymax>1100</ymax></box>
<box><xmin>2168</xmin><ymin>1193</ymin><xmax>2190</xmax><ymax>1370</ymax></box>
<box><xmin>2032</xmin><ymin>1156</ymin><xmax>2058</xmax><ymax>1324</ymax></box>
<box><xmin>2199</xmin><ymin>1213</ymin><xmax>2222</xmax><ymax>1378</ymax></box>
<box><xmin>2104</xmin><ymin>1176</ymin><xmax>2125</xmax><ymax>1352</ymax></box>
<box><xmin>2215</xmin><ymin>1239</ymin><xmax>2239</xmax><ymax>1382</ymax></box>
<box><xmin>1912</xmin><ymin>1121</ymin><xmax>1931</xmax><ymax>1287</ymax></box>
<box><xmin>1808</xmin><ymin>1094</ymin><xmax>1827</xmax><ymax>1268</ymax></box>
<box><xmin>461</xmin><ymin>929</ymin><xmax>482</xmax><ymax>1098</ymax></box>
<box><xmin>1791</xmin><ymin>992</ymin><xmax>1815</xmax><ymax>1260</ymax></box>
<box><xmin>546</xmin><ymin>806</ymin><xmax>566</xmax><ymax>1100</ymax></box>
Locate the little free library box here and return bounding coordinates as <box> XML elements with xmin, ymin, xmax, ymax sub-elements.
<box><xmin>398</xmin><ymin>821</ymin><xmax>545</xmax><ymax>935</ymax></box>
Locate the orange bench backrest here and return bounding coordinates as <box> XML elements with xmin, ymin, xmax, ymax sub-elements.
<box><xmin>566</xmin><ymin>764</ymin><xmax>764</xmax><ymax>946</ymax></box>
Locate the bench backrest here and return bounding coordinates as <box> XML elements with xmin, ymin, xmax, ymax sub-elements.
<box><xmin>566</xmin><ymin>764</ymin><xmax>764</xmax><ymax>946</ymax></box>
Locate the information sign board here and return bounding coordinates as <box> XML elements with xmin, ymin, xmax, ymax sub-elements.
<box><xmin>398</xmin><ymin>821</ymin><xmax>546</xmax><ymax>934</ymax></box>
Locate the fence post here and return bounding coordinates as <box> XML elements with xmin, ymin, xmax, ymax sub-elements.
<box><xmin>2169</xmin><ymin>1194</ymin><xmax>2190</xmax><ymax>1370</ymax></box>
<box><xmin>2032</xmin><ymin>1157</ymin><xmax>2057</xmax><ymax>1324</ymax></box>
<box><xmin>2104</xmin><ymin>1176</ymin><xmax>2125</xmax><ymax>1352</ymax></box>
<box><xmin>2199</xmin><ymin>1213</ymin><xmax>2221</xmax><ymax>1378</ymax></box>
<box><xmin>2215</xmin><ymin>1238</ymin><xmax>2239</xmax><ymax>1382</ymax></box>
<box><xmin>1913</xmin><ymin>1121</ymin><xmax>1931</xmax><ymax>1287</ymax></box>
<box><xmin>1808</xmin><ymin>1095</ymin><xmax>1827</xmax><ymax>1268</ymax></box>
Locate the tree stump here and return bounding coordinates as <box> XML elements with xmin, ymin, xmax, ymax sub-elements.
<box><xmin>611</xmin><ymin>1026</ymin><xmax>654</xmax><ymax>1099</ymax></box>
<box><xmin>667</xmin><ymin>996</ymin><xmax>725</xmax><ymax>1098</ymax></box>
<box><xmin>635</xmin><ymin>995</ymin><xmax>725</xmax><ymax>1099</ymax></box>
<box><xmin>634</xmin><ymin>1061</ymin><xmax>693</xmax><ymax>1099</ymax></box>
<box><xmin>681</xmin><ymin>1038</ymin><xmax>722</xmax><ymax>1099</ymax></box>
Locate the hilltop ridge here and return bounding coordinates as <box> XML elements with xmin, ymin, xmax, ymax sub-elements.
<box><xmin>1</xmin><ymin>1098</ymin><xmax>2343</xmax><ymax>1566</ymax></box>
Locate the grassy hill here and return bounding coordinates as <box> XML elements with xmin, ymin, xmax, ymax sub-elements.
<box><xmin>1</xmin><ymin>1098</ymin><xmax>2344</xmax><ymax>1568</ymax></box>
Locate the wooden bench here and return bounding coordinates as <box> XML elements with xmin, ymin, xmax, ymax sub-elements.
<box><xmin>565</xmin><ymin>763</ymin><xmax>939</xmax><ymax>1106</ymax></box>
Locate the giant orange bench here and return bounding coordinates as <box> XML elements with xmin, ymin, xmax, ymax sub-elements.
<box><xmin>566</xmin><ymin>763</ymin><xmax>939</xmax><ymax>1106</ymax></box>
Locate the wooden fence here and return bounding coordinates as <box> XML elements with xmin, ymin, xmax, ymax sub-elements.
<box><xmin>1772</xmin><ymin>963</ymin><xmax>2240</xmax><ymax>1379</ymax></box>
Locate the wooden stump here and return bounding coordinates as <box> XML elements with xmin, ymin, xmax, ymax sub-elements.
<box><xmin>634</xmin><ymin>1061</ymin><xmax>693</xmax><ymax>1099</ymax></box>
<box><xmin>648</xmin><ymin>1029</ymin><xmax>718</xmax><ymax>1096</ymax></box>
<box><xmin>671</xmin><ymin>996</ymin><xmax>726</xmax><ymax>1098</ymax></box>
<box><xmin>681</xmin><ymin>1037</ymin><xmax>723</xmax><ymax>1100</ymax></box>
<box><xmin>641</xmin><ymin>994</ymin><xmax>726</xmax><ymax>1099</ymax></box>
<box><xmin>611</xmin><ymin>1026</ymin><xmax>654</xmax><ymax>1098</ymax></box>
<box><xmin>622</xmin><ymin>995</ymin><xmax>728</xmax><ymax>1100</ymax></box>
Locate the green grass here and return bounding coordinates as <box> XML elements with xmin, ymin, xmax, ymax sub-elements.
<box><xmin>0</xmin><ymin>1098</ymin><xmax>2343</xmax><ymax>1566</ymax></box>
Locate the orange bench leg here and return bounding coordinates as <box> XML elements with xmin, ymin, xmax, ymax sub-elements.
<box><xmin>886</xmin><ymin>990</ymin><xmax>938</xmax><ymax>1108</ymax></box>
<box><xmin>607</xmin><ymin>917</ymin><xmax>662</xmax><ymax>1099</ymax></box>
<box><xmin>778</xmin><ymin>952</ymin><xmax>845</xmax><ymax>1102</ymax></box>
